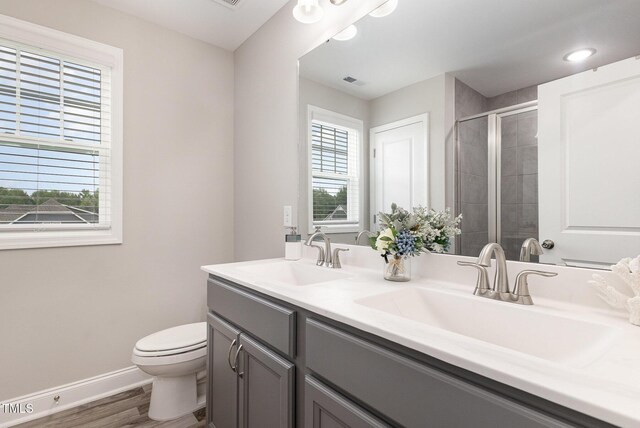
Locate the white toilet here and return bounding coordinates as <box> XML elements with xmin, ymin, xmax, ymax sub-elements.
<box><xmin>132</xmin><ymin>322</ymin><xmax>207</xmax><ymax>421</ymax></box>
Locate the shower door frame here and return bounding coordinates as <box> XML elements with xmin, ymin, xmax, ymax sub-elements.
<box><xmin>456</xmin><ymin>100</ymin><xmax>538</xmax><ymax>247</ymax></box>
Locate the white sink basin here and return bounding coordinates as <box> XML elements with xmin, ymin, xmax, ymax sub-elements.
<box><xmin>356</xmin><ymin>287</ymin><xmax>620</xmax><ymax>367</ymax></box>
<box><xmin>236</xmin><ymin>261</ymin><xmax>350</xmax><ymax>286</ymax></box>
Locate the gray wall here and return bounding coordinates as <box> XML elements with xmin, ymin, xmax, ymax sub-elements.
<box><xmin>0</xmin><ymin>0</ymin><xmax>234</xmax><ymax>399</ymax></box>
<box><xmin>234</xmin><ymin>0</ymin><xmax>386</xmax><ymax>261</ymax></box>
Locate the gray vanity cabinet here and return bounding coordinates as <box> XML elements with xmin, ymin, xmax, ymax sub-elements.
<box><xmin>206</xmin><ymin>312</ymin><xmax>295</xmax><ymax>428</ymax></box>
<box><xmin>305</xmin><ymin>376</ymin><xmax>390</xmax><ymax>428</ymax></box>
<box><xmin>207</xmin><ymin>275</ymin><xmax>614</xmax><ymax>428</ymax></box>
<box><xmin>207</xmin><ymin>278</ymin><xmax>296</xmax><ymax>428</ymax></box>
<box><xmin>207</xmin><ymin>313</ymin><xmax>240</xmax><ymax>428</ymax></box>
<box><xmin>237</xmin><ymin>333</ymin><xmax>295</xmax><ymax>428</ymax></box>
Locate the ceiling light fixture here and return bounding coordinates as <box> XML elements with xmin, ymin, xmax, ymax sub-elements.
<box><xmin>563</xmin><ymin>48</ymin><xmax>596</xmax><ymax>62</ymax></box>
<box><xmin>369</xmin><ymin>0</ymin><xmax>398</xmax><ymax>18</ymax></box>
<box><xmin>332</xmin><ymin>25</ymin><xmax>358</xmax><ymax>41</ymax></box>
<box><xmin>293</xmin><ymin>0</ymin><xmax>324</xmax><ymax>24</ymax></box>
<box><xmin>330</xmin><ymin>0</ymin><xmax>349</xmax><ymax>5</ymax></box>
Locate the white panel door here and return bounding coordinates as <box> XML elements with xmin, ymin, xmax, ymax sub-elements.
<box><xmin>370</xmin><ymin>114</ymin><xmax>428</xmax><ymax>228</ymax></box>
<box><xmin>538</xmin><ymin>57</ymin><xmax>640</xmax><ymax>267</ymax></box>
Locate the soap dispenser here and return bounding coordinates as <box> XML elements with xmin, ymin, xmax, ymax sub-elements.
<box><xmin>285</xmin><ymin>227</ymin><xmax>302</xmax><ymax>260</ymax></box>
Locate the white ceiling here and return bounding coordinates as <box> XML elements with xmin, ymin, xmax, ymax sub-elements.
<box><xmin>300</xmin><ymin>0</ymin><xmax>640</xmax><ymax>99</ymax></box>
<box><xmin>91</xmin><ymin>0</ymin><xmax>290</xmax><ymax>51</ymax></box>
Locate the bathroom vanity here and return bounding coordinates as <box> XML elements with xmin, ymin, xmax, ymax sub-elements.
<box><xmin>202</xmin><ymin>248</ymin><xmax>640</xmax><ymax>428</ymax></box>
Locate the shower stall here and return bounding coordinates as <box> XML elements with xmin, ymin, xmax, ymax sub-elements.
<box><xmin>456</xmin><ymin>101</ymin><xmax>539</xmax><ymax>261</ymax></box>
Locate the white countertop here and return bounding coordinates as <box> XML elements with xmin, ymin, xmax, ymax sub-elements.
<box><xmin>202</xmin><ymin>246</ymin><xmax>640</xmax><ymax>427</ymax></box>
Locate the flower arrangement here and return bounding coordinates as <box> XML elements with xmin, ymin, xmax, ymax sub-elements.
<box><xmin>369</xmin><ymin>203</ymin><xmax>462</xmax><ymax>280</ymax></box>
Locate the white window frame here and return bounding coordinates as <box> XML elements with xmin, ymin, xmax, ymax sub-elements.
<box><xmin>0</xmin><ymin>14</ymin><xmax>123</xmax><ymax>250</ymax></box>
<box><xmin>307</xmin><ymin>105</ymin><xmax>363</xmax><ymax>234</ymax></box>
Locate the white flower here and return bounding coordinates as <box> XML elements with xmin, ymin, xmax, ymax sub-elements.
<box><xmin>430</xmin><ymin>243</ymin><xmax>444</xmax><ymax>253</ymax></box>
<box><xmin>375</xmin><ymin>228</ymin><xmax>394</xmax><ymax>254</ymax></box>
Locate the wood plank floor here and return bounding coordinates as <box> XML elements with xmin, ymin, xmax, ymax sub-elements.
<box><xmin>14</xmin><ymin>384</ymin><xmax>206</xmax><ymax>428</ymax></box>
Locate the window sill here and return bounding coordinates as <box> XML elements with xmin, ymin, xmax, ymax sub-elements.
<box><xmin>0</xmin><ymin>229</ymin><xmax>122</xmax><ymax>250</ymax></box>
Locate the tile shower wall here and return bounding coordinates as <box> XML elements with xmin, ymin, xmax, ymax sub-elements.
<box><xmin>489</xmin><ymin>87</ymin><xmax>539</xmax><ymax>260</ymax></box>
<box><xmin>455</xmin><ymin>80</ymin><xmax>489</xmax><ymax>257</ymax></box>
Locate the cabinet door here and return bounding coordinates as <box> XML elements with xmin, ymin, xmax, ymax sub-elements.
<box><xmin>237</xmin><ymin>333</ymin><xmax>294</xmax><ymax>428</ymax></box>
<box><xmin>305</xmin><ymin>376</ymin><xmax>390</xmax><ymax>428</ymax></box>
<box><xmin>207</xmin><ymin>313</ymin><xmax>240</xmax><ymax>428</ymax></box>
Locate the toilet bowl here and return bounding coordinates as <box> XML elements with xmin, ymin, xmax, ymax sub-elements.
<box><xmin>132</xmin><ymin>322</ymin><xmax>207</xmax><ymax>421</ymax></box>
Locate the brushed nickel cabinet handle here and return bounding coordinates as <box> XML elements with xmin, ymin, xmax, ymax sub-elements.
<box><xmin>227</xmin><ymin>339</ymin><xmax>237</xmax><ymax>372</ymax></box>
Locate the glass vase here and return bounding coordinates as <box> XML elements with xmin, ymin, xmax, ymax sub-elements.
<box><xmin>383</xmin><ymin>255</ymin><xmax>411</xmax><ymax>282</ymax></box>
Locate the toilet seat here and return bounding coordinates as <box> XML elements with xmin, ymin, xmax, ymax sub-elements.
<box><xmin>135</xmin><ymin>322</ymin><xmax>206</xmax><ymax>353</ymax></box>
<box><xmin>133</xmin><ymin>341</ymin><xmax>206</xmax><ymax>357</ymax></box>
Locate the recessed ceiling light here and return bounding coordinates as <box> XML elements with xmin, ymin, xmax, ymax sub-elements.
<box><xmin>563</xmin><ymin>48</ymin><xmax>596</xmax><ymax>62</ymax></box>
<box><xmin>293</xmin><ymin>0</ymin><xmax>324</xmax><ymax>24</ymax></box>
<box><xmin>333</xmin><ymin>25</ymin><xmax>358</xmax><ymax>41</ymax></box>
<box><xmin>369</xmin><ymin>0</ymin><xmax>398</xmax><ymax>18</ymax></box>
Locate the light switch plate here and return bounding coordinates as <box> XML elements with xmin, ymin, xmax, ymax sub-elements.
<box><xmin>283</xmin><ymin>205</ymin><xmax>294</xmax><ymax>228</ymax></box>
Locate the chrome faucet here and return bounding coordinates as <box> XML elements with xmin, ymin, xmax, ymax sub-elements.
<box><xmin>355</xmin><ymin>230</ymin><xmax>371</xmax><ymax>245</ymax></box>
<box><xmin>519</xmin><ymin>238</ymin><xmax>544</xmax><ymax>262</ymax></box>
<box><xmin>477</xmin><ymin>243</ymin><xmax>511</xmax><ymax>299</ymax></box>
<box><xmin>305</xmin><ymin>227</ymin><xmax>332</xmax><ymax>267</ymax></box>
<box><xmin>457</xmin><ymin>242</ymin><xmax>558</xmax><ymax>305</ymax></box>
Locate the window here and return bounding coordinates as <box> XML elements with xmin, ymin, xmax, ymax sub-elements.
<box><xmin>0</xmin><ymin>15</ymin><xmax>122</xmax><ymax>249</ymax></box>
<box><xmin>307</xmin><ymin>106</ymin><xmax>362</xmax><ymax>233</ymax></box>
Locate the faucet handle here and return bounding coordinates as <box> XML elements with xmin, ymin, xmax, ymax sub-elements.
<box><xmin>331</xmin><ymin>248</ymin><xmax>349</xmax><ymax>269</ymax></box>
<box><xmin>512</xmin><ymin>270</ymin><xmax>558</xmax><ymax>305</ymax></box>
<box><xmin>457</xmin><ymin>261</ymin><xmax>490</xmax><ymax>295</ymax></box>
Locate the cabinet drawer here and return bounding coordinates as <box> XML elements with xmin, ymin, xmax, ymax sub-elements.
<box><xmin>305</xmin><ymin>376</ymin><xmax>390</xmax><ymax>428</ymax></box>
<box><xmin>208</xmin><ymin>277</ymin><xmax>296</xmax><ymax>357</ymax></box>
<box><xmin>306</xmin><ymin>319</ymin><xmax>570</xmax><ymax>428</ymax></box>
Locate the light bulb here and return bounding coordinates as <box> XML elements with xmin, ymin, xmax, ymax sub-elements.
<box><xmin>333</xmin><ymin>25</ymin><xmax>358</xmax><ymax>41</ymax></box>
<box><xmin>293</xmin><ymin>0</ymin><xmax>324</xmax><ymax>24</ymax></box>
<box><xmin>369</xmin><ymin>0</ymin><xmax>398</xmax><ymax>18</ymax></box>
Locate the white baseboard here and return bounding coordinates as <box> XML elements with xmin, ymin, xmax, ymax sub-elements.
<box><xmin>0</xmin><ymin>366</ymin><xmax>152</xmax><ymax>427</ymax></box>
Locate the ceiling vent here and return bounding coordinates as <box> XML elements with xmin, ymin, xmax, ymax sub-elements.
<box><xmin>210</xmin><ymin>0</ymin><xmax>246</xmax><ymax>10</ymax></box>
<box><xmin>343</xmin><ymin>76</ymin><xmax>365</xmax><ymax>86</ymax></box>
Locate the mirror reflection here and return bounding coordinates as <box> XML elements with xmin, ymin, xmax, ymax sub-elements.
<box><xmin>298</xmin><ymin>0</ymin><xmax>640</xmax><ymax>268</ymax></box>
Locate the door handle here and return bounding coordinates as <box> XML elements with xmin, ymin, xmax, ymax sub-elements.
<box><xmin>227</xmin><ymin>339</ymin><xmax>237</xmax><ymax>372</ymax></box>
<box><xmin>233</xmin><ymin>344</ymin><xmax>244</xmax><ymax>378</ymax></box>
<box><xmin>541</xmin><ymin>239</ymin><xmax>555</xmax><ymax>249</ymax></box>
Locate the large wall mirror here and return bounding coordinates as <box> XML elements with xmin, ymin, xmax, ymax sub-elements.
<box><xmin>298</xmin><ymin>0</ymin><xmax>640</xmax><ymax>269</ymax></box>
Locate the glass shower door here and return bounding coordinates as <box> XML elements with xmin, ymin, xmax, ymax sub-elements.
<box><xmin>456</xmin><ymin>104</ymin><xmax>539</xmax><ymax>261</ymax></box>
<box><xmin>498</xmin><ymin>108</ymin><xmax>539</xmax><ymax>261</ymax></box>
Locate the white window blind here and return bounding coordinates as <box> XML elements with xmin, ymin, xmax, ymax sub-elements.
<box><xmin>0</xmin><ymin>41</ymin><xmax>111</xmax><ymax>230</ymax></box>
<box><xmin>309</xmin><ymin>107</ymin><xmax>361</xmax><ymax>231</ymax></box>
